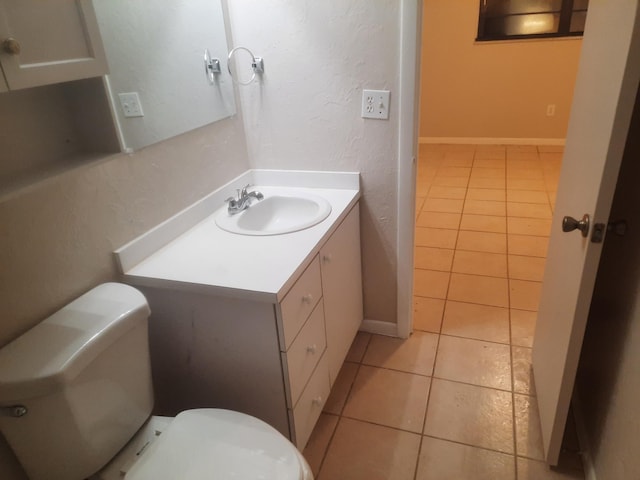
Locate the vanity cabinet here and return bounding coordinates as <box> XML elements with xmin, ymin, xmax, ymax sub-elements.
<box><xmin>278</xmin><ymin>272</ymin><xmax>330</xmax><ymax>447</ymax></box>
<box><xmin>134</xmin><ymin>203</ymin><xmax>363</xmax><ymax>449</ymax></box>
<box><xmin>0</xmin><ymin>0</ymin><xmax>107</xmax><ymax>90</ymax></box>
<box><xmin>320</xmin><ymin>204</ymin><xmax>364</xmax><ymax>385</ymax></box>
<box><xmin>279</xmin><ymin>205</ymin><xmax>363</xmax><ymax>446</ymax></box>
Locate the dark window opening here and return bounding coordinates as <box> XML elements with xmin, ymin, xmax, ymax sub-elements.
<box><xmin>477</xmin><ymin>0</ymin><xmax>589</xmax><ymax>41</ymax></box>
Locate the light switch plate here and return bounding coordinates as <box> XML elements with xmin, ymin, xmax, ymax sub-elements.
<box><xmin>118</xmin><ymin>92</ymin><xmax>144</xmax><ymax>118</ymax></box>
<box><xmin>361</xmin><ymin>89</ymin><xmax>390</xmax><ymax>119</ymax></box>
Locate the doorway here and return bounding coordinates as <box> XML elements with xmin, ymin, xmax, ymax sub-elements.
<box><xmin>401</xmin><ymin>0</ymin><xmax>583</xmax><ymax>339</ymax></box>
<box><xmin>410</xmin><ymin>143</ymin><xmax>585</xmax><ymax>471</ymax></box>
<box><xmin>405</xmin><ymin>0</ymin><xmax>584</xmax><ymax>475</ymax></box>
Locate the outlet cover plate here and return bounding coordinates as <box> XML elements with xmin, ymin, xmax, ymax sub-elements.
<box><xmin>118</xmin><ymin>92</ymin><xmax>144</xmax><ymax>118</ymax></box>
<box><xmin>362</xmin><ymin>89</ymin><xmax>390</xmax><ymax>120</ymax></box>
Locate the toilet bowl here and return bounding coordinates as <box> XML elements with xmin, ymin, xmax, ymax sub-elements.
<box><xmin>0</xmin><ymin>283</ymin><xmax>312</xmax><ymax>480</ymax></box>
<box><xmin>99</xmin><ymin>410</ymin><xmax>312</xmax><ymax>480</ymax></box>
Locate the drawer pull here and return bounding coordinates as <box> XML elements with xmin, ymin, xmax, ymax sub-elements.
<box><xmin>302</xmin><ymin>293</ymin><xmax>314</xmax><ymax>304</ymax></box>
<box><xmin>306</xmin><ymin>344</ymin><xmax>317</xmax><ymax>354</ymax></box>
<box><xmin>312</xmin><ymin>396</ymin><xmax>323</xmax><ymax>407</ymax></box>
<box><xmin>322</xmin><ymin>254</ymin><xmax>332</xmax><ymax>264</ymax></box>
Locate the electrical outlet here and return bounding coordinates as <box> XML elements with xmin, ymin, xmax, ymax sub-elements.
<box><xmin>546</xmin><ymin>104</ymin><xmax>556</xmax><ymax>117</ymax></box>
<box><xmin>362</xmin><ymin>89</ymin><xmax>390</xmax><ymax>119</ymax></box>
<box><xmin>118</xmin><ymin>92</ymin><xmax>144</xmax><ymax>118</ymax></box>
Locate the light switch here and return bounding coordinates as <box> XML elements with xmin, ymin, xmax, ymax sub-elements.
<box><xmin>361</xmin><ymin>89</ymin><xmax>390</xmax><ymax>120</ymax></box>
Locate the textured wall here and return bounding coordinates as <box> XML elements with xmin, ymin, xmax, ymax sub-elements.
<box><xmin>226</xmin><ymin>0</ymin><xmax>401</xmax><ymax>324</ymax></box>
<box><xmin>0</xmin><ymin>116</ymin><xmax>249</xmax><ymax>348</ymax></box>
<box><xmin>0</xmin><ymin>112</ymin><xmax>249</xmax><ymax>479</ymax></box>
<box><xmin>420</xmin><ymin>0</ymin><xmax>582</xmax><ymax>139</ymax></box>
<box><xmin>0</xmin><ymin>2</ymin><xmax>405</xmax><ymax>475</ymax></box>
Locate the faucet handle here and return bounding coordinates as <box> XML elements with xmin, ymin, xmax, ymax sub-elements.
<box><xmin>241</xmin><ymin>184</ymin><xmax>252</xmax><ymax>196</ymax></box>
<box><xmin>225</xmin><ymin>196</ymin><xmax>236</xmax><ymax>205</ymax></box>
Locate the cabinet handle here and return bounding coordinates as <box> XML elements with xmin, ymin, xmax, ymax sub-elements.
<box><xmin>312</xmin><ymin>396</ymin><xmax>323</xmax><ymax>406</ymax></box>
<box><xmin>322</xmin><ymin>254</ymin><xmax>332</xmax><ymax>264</ymax></box>
<box><xmin>2</xmin><ymin>38</ymin><xmax>20</xmax><ymax>55</ymax></box>
<box><xmin>306</xmin><ymin>344</ymin><xmax>317</xmax><ymax>354</ymax></box>
<box><xmin>302</xmin><ymin>293</ymin><xmax>313</xmax><ymax>304</ymax></box>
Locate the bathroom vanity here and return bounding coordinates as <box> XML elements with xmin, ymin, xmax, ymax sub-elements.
<box><xmin>115</xmin><ymin>170</ymin><xmax>363</xmax><ymax>448</ymax></box>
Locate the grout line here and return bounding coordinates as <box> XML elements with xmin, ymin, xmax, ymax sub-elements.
<box><xmin>412</xmin><ymin>292</ymin><xmax>538</xmax><ymax>312</ymax></box>
<box><xmin>338</xmin><ymin>412</ymin><xmax>426</xmax><ymax>438</ymax></box>
<box><xmin>412</xmin><ymin>149</ymin><xmax>477</xmax><ymax>479</ymax></box>
<box><xmin>356</xmin><ymin>362</ymin><xmax>433</xmax><ymax>379</ymax></box>
<box><xmin>421</xmin><ymin>433</ymin><xmax>515</xmax><ymax>457</ymax></box>
<box><xmin>507</xmin><ymin>155</ymin><xmax>518</xmax><ymax>480</ymax></box>
<box><xmin>314</xmin><ymin>415</ymin><xmax>342</xmax><ymax>478</ymax></box>
<box><xmin>416</xmin><ymin>267</ymin><xmax>509</xmax><ymax>279</ymax></box>
<box><xmin>412</xmin><ymin>352</ymin><xmax>438</xmax><ymax>479</ymax></box>
<box><xmin>430</xmin><ymin>374</ymin><xmax>512</xmax><ymax>394</ymax></box>
<box><xmin>315</xmin><ymin>333</ymin><xmax>372</xmax><ymax>477</ymax></box>
<box><xmin>433</xmin><ymin>331</ymin><xmax>511</xmax><ymax>347</ymax></box>
<box><xmin>415</xmin><ymin>226</ymin><xmax>460</xmax><ymax>232</ymax></box>
<box><xmin>416</xmin><ymin>154</ymin><xmax>460</xmax><ymax>479</ymax></box>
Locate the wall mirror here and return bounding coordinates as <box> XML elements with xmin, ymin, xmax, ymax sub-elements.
<box><xmin>93</xmin><ymin>0</ymin><xmax>236</xmax><ymax>152</ymax></box>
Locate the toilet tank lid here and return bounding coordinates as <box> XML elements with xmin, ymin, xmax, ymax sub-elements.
<box><xmin>0</xmin><ymin>283</ymin><xmax>150</xmax><ymax>403</ymax></box>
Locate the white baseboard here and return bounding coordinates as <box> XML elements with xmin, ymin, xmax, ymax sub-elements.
<box><xmin>419</xmin><ymin>136</ymin><xmax>566</xmax><ymax>146</ymax></box>
<box><xmin>572</xmin><ymin>395</ymin><xmax>598</xmax><ymax>480</ymax></box>
<box><xmin>360</xmin><ymin>319</ymin><xmax>398</xmax><ymax>337</ymax></box>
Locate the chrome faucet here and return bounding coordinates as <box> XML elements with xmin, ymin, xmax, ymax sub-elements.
<box><xmin>225</xmin><ymin>184</ymin><xmax>264</xmax><ymax>214</ymax></box>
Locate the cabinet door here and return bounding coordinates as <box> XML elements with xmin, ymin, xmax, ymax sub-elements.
<box><xmin>0</xmin><ymin>0</ymin><xmax>107</xmax><ymax>90</ymax></box>
<box><xmin>320</xmin><ymin>204</ymin><xmax>364</xmax><ymax>385</ymax></box>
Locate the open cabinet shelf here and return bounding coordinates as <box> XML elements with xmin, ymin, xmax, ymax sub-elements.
<box><xmin>0</xmin><ymin>77</ymin><xmax>121</xmax><ymax>202</ymax></box>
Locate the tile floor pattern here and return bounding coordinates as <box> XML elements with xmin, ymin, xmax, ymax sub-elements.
<box><xmin>302</xmin><ymin>145</ymin><xmax>585</xmax><ymax>479</ymax></box>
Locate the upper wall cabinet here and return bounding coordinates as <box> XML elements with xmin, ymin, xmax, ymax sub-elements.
<box><xmin>0</xmin><ymin>0</ymin><xmax>107</xmax><ymax>90</ymax></box>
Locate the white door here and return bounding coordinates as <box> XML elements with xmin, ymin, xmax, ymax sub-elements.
<box><xmin>0</xmin><ymin>0</ymin><xmax>107</xmax><ymax>90</ymax></box>
<box><xmin>533</xmin><ymin>2</ymin><xmax>640</xmax><ymax>465</ymax></box>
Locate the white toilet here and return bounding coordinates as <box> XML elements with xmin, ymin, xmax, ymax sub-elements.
<box><xmin>0</xmin><ymin>283</ymin><xmax>312</xmax><ymax>480</ymax></box>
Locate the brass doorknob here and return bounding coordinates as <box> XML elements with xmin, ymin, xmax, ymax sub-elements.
<box><xmin>2</xmin><ymin>37</ymin><xmax>20</xmax><ymax>55</ymax></box>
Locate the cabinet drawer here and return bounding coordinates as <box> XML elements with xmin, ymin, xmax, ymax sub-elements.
<box><xmin>284</xmin><ymin>301</ymin><xmax>326</xmax><ymax>406</ymax></box>
<box><xmin>293</xmin><ymin>353</ymin><xmax>330</xmax><ymax>449</ymax></box>
<box><xmin>280</xmin><ymin>256</ymin><xmax>322</xmax><ymax>350</ymax></box>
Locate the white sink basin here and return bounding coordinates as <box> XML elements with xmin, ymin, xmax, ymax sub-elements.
<box><xmin>215</xmin><ymin>193</ymin><xmax>332</xmax><ymax>235</ymax></box>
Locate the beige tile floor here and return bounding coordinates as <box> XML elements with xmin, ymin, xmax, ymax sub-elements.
<box><xmin>302</xmin><ymin>144</ymin><xmax>585</xmax><ymax>479</ymax></box>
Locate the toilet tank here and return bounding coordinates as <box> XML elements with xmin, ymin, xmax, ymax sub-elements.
<box><xmin>0</xmin><ymin>283</ymin><xmax>154</xmax><ymax>480</ymax></box>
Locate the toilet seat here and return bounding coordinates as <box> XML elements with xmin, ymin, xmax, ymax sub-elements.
<box><xmin>125</xmin><ymin>409</ymin><xmax>309</xmax><ymax>480</ymax></box>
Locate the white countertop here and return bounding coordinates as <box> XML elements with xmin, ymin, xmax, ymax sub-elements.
<box><xmin>116</xmin><ymin>170</ymin><xmax>360</xmax><ymax>303</ymax></box>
